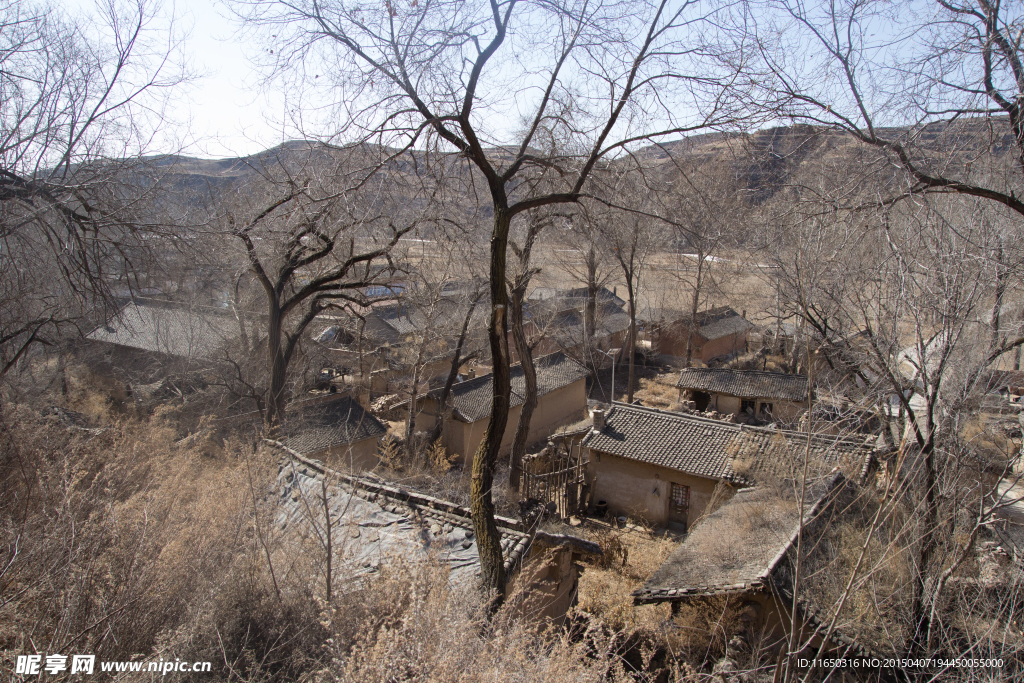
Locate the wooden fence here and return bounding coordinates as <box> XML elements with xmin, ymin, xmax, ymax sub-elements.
<box><xmin>521</xmin><ymin>441</ymin><xmax>588</xmax><ymax>519</ymax></box>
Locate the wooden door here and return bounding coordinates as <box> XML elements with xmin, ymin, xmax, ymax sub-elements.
<box><xmin>669</xmin><ymin>482</ymin><xmax>689</xmax><ymax>531</ymax></box>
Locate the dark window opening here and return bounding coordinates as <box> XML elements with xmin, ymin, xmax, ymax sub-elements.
<box><xmin>741</xmin><ymin>399</ymin><xmax>755</xmax><ymax>414</ymax></box>
<box><xmin>692</xmin><ymin>391</ymin><xmax>711</xmax><ymax>411</ymax></box>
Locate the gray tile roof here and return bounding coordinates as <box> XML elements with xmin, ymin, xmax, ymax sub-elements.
<box><xmin>433</xmin><ymin>352</ymin><xmax>590</xmax><ymax>423</ymax></box>
<box><xmin>581</xmin><ymin>404</ymin><xmax>875</xmax><ymax>484</ymax></box>
<box><xmin>695</xmin><ymin>306</ymin><xmax>754</xmax><ymax>340</ymax></box>
<box><xmin>676</xmin><ymin>368</ymin><xmax>809</xmax><ymax>401</ymax></box>
<box><xmin>279</xmin><ymin>395</ymin><xmax>388</xmax><ymax>455</ymax></box>
<box><xmin>87</xmin><ymin>300</ymin><xmax>239</xmax><ymax>359</ymax></box>
<box><xmin>271</xmin><ymin>446</ymin><xmax>530</xmax><ymax>585</ymax></box>
<box><xmin>537</xmin><ymin>307</ymin><xmax>630</xmax><ymax>344</ymax></box>
<box><xmin>633</xmin><ymin>474</ymin><xmax>843</xmax><ymax>602</ymax></box>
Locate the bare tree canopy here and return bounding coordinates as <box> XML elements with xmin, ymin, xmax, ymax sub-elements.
<box><xmin>0</xmin><ymin>0</ymin><xmax>187</xmax><ymax>380</ymax></box>
<box><xmin>228</xmin><ymin>0</ymin><xmax>752</xmax><ymax>604</ymax></box>
<box><xmin>737</xmin><ymin>0</ymin><xmax>1024</xmax><ymax>215</ymax></box>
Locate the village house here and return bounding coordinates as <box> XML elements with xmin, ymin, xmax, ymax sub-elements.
<box><xmin>631</xmin><ymin>473</ymin><xmax>887</xmax><ymax>667</ymax></box>
<box><xmin>522</xmin><ymin>286</ymin><xmax>631</xmax><ymax>362</ymax></box>
<box><xmin>580</xmin><ymin>403</ymin><xmax>875</xmax><ymax>531</ymax></box>
<box><xmin>414</xmin><ymin>352</ymin><xmax>591</xmax><ymax>462</ymax></box>
<box><xmin>276</xmin><ymin>394</ymin><xmax>389</xmax><ymax>470</ymax></box>
<box><xmin>81</xmin><ymin>298</ymin><xmax>246</xmax><ymax>399</ymax></box>
<box><xmin>271</xmin><ymin>443</ymin><xmax>601</xmax><ymax>624</ymax></box>
<box><xmin>676</xmin><ymin>367</ymin><xmax>809</xmax><ymax>422</ymax></box>
<box><xmin>647</xmin><ymin>306</ymin><xmax>753</xmax><ymax>365</ymax></box>
<box><xmin>313</xmin><ymin>293</ymin><xmax>489</xmax><ymax>393</ymax></box>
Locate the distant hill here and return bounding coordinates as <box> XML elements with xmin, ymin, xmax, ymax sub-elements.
<box><xmin>143</xmin><ymin>118</ymin><xmax>1016</xmax><ymax>211</ymax></box>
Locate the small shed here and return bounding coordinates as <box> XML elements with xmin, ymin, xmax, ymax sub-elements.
<box><xmin>581</xmin><ymin>403</ymin><xmax>875</xmax><ymax>531</ymax></box>
<box><xmin>279</xmin><ymin>395</ymin><xmax>389</xmax><ymax>470</ymax></box>
<box><xmin>676</xmin><ymin>367</ymin><xmax>809</xmax><ymax>422</ymax></box>
<box><xmin>415</xmin><ymin>352</ymin><xmax>590</xmax><ymax>462</ymax></box>
<box><xmin>648</xmin><ymin>306</ymin><xmax>753</xmax><ymax>364</ymax></box>
<box><xmin>633</xmin><ymin>474</ymin><xmax>886</xmax><ymax>668</ymax></box>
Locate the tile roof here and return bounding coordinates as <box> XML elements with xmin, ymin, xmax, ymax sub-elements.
<box><xmin>87</xmin><ymin>300</ymin><xmax>239</xmax><ymax>359</ymax></box>
<box><xmin>581</xmin><ymin>404</ymin><xmax>875</xmax><ymax>484</ymax></box>
<box><xmin>270</xmin><ymin>445</ymin><xmax>530</xmax><ymax>585</ymax></box>
<box><xmin>633</xmin><ymin>474</ymin><xmax>844</xmax><ymax>602</ymax></box>
<box><xmin>279</xmin><ymin>395</ymin><xmax>388</xmax><ymax>455</ymax></box>
<box><xmin>676</xmin><ymin>368</ymin><xmax>809</xmax><ymax>401</ymax></box>
<box><xmin>528</xmin><ymin>285</ymin><xmax>626</xmax><ymax>310</ymax></box>
<box><xmin>431</xmin><ymin>352</ymin><xmax>590</xmax><ymax>423</ymax></box>
<box><xmin>694</xmin><ymin>306</ymin><xmax>754</xmax><ymax>340</ymax></box>
<box><xmin>535</xmin><ymin>307</ymin><xmax>631</xmax><ymax>344</ymax></box>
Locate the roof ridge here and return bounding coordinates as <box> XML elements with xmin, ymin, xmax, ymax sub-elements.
<box><xmin>608</xmin><ymin>402</ymin><xmax>743</xmax><ymax>431</ymax></box>
<box><xmin>679</xmin><ymin>367</ymin><xmax>807</xmax><ymax>378</ymax></box>
<box><xmin>740</xmin><ymin>422</ymin><xmax>874</xmax><ymax>450</ymax></box>
<box><xmin>606</xmin><ymin>402</ymin><xmax>873</xmax><ymax>450</ymax></box>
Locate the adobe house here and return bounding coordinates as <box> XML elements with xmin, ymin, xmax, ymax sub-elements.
<box><xmin>648</xmin><ymin>306</ymin><xmax>753</xmax><ymax>364</ymax></box>
<box><xmin>414</xmin><ymin>352</ymin><xmax>590</xmax><ymax>462</ymax></box>
<box><xmin>676</xmin><ymin>367</ymin><xmax>810</xmax><ymax>422</ymax></box>
<box><xmin>271</xmin><ymin>444</ymin><xmax>600</xmax><ymax>625</ymax></box>
<box><xmin>82</xmin><ymin>298</ymin><xmax>244</xmax><ymax>398</ymax></box>
<box><xmin>522</xmin><ymin>286</ymin><xmax>631</xmax><ymax>361</ymax></box>
<box><xmin>277</xmin><ymin>394</ymin><xmax>388</xmax><ymax>470</ymax></box>
<box><xmin>581</xmin><ymin>403</ymin><xmax>875</xmax><ymax>531</ymax></box>
<box><xmin>313</xmin><ymin>298</ymin><xmax>488</xmax><ymax>392</ymax></box>
<box><xmin>632</xmin><ymin>474</ymin><xmax>890</xmax><ymax>670</ymax></box>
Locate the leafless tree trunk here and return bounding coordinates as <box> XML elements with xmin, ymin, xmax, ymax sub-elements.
<box><xmin>508</xmin><ymin>214</ymin><xmax>547</xmax><ymax>491</ymax></box>
<box><xmin>428</xmin><ymin>292</ymin><xmax>484</xmax><ymax>447</ymax></box>
<box><xmin>0</xmin><ymin>0</ymin><xmax>188</xmax><ymax>385</ymax></box>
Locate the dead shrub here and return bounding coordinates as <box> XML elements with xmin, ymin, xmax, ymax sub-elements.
<box><xmin>376</xmin><ymin>434</ymin><xmax>404</xmax><ymax>470</ymax></box>
<box><xmin>426</xmin><ymin>438</ymin><xmax>457</xmax><ymax>474</ymax></box>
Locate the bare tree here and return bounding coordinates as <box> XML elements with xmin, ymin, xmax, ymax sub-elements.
<box><xmin>761</xmin><ymin>165</ymin><xmax>1024</xmax><ymax>668</ymax></box>
<box><xmin>507</xmin><ymin>210</ymin><xmax>552</xmax><ymax>491</ymax></box>
<box><xmin>740</xmin><ymin>0</ymin><xmax>1024</xmax><ymax>219</ymax></box>
<box><xmin>231</xmin><ymin>0</ymin><xmax>746</xmax><ymax>604</ymax></box>
<box><xmin>0</xmin><ymin>0</ymin><xmax>187</xmax><ymax>387</ymax></box>
<box><xmin>226</xmin><ymin>157</ymin><xmax>419</xmax><ymax>432</ymax></box>
<box><xmin>593</xmin><ymin>173</ymin><xmax>660</xmax><ymax>403</ymax></box>
<box><xmin>661</xmin><ymin>163</ymin><xmax>741</xmax><ymax>367</ymax></box>
<box><xmin>553</xmin><ymin>212</ymin><xmax>617</xmax><ymax>362</ymax></box>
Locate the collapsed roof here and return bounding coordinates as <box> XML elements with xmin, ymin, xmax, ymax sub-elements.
<box><xmin>271</xmin><ymin>445</ymin><xmax>531</xmax><ymax>585</ymax></box>
<box><xmin>87</xmin><ymin>299</ymin><xmax>240</xmax><ymax>359</ymax></box>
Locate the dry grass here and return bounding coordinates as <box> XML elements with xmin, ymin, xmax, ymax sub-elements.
<box><xmin>573</xmin><ymin>525</ymin><xmax>677</xmax><ymax>634</ymax></box>
<box><xmin>633</xmin><ymin>376</ymin><xmax>679</xmax><ymax>409</ymax></box>
<box><xmin>0</xmin><ymin>399</ymin><xmax>641</xmax><ymax>681</ymax></box>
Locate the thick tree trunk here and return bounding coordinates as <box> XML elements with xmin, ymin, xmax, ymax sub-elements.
<box><xmin>471</xmin><ymin>206</ymin><xmax>512</xmax><ymax>607</ymax></box>
<box><xmin>509</xmin><ymin>284</ymin><xmax>536</xmax><ymax>492</ymax></box>
<box><xmin>405</xmin><ymin>359</ymin><xmax>422</xmax><ymax>461</ymax></box>
<box><xmin>265</xmin><ymin>302</ymin><xmax>287</xmax><ymax>435</ymax></box>
<box><xmin>909</xmin><ymin>435</ymin><xmax>939</xmax><ymax>656</ymax></box>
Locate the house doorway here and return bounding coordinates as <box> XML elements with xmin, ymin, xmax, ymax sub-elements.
<box><xmin>669</xmin><ymin>482</ymin><xmax>689</xmax><ymax>533</ymax></box>
<box><xmin>692</xmin><ymin>391</ymin><xmax>710</xmax><ymax>411</ymax></box>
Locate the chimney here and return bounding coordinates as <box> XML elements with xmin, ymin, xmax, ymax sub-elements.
<box><xmin>466</xmin><ymin>368</ymin><xmax>476</xmax><ymax>379</ymax></box>
<box><xmin>591</xmin><ymin>407</ymin><xmax>606</xmax><ymax>432</ymax></box>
